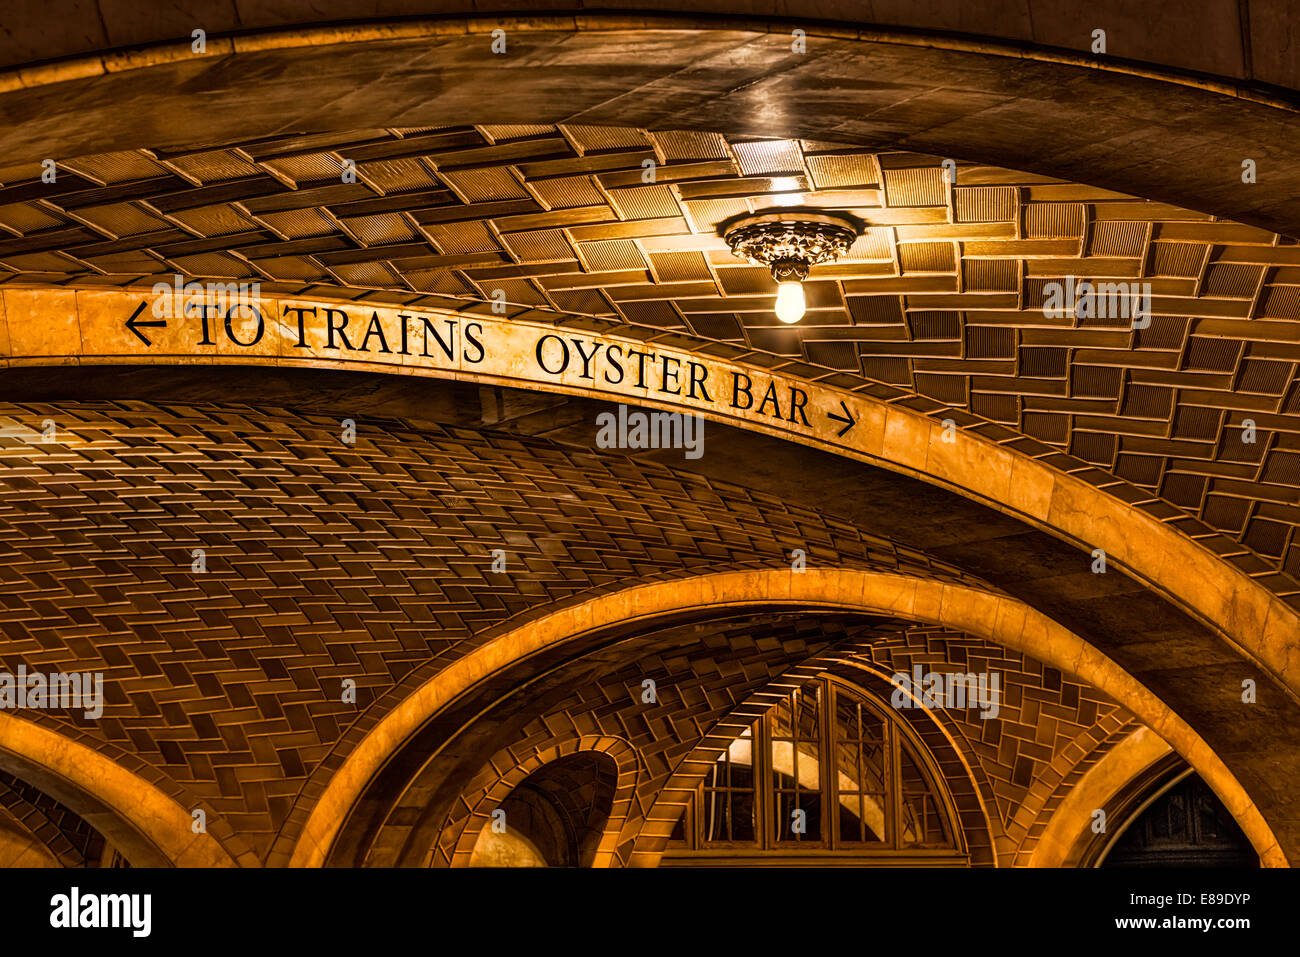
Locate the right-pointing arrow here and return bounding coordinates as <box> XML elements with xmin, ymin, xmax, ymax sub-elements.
<box><xmin>827</xmin><ymin>399</ymin><xmax>856</xmax><ymax>438</ymax></box>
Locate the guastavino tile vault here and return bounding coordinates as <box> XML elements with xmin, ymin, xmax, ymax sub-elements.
<box><xmin>0</xmin><ymin>0</ymin><xmax>1295</xmax><ymax>885</ymax></box>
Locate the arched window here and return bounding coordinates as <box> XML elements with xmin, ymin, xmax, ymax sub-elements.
<box><xmin>666</xmin><ymin>675</ymin><xmax>964</xmax><ymax>864</ymax></box>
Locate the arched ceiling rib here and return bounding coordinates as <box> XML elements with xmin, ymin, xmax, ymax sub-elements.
<box><xmin>2</xmin><ymin>127</ymin><xmax>1297</xmax><ymax>602</ymax></box>
<box><xmin>1</xmin><ymin>1</ymin><xmax>1296</xmax><ymax>92</ymax></box>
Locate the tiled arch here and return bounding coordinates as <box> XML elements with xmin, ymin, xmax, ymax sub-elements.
<box><xmin>6</xmin><ymin>286</ymin><xmax>1298</xmax><ymax>721</ymax></box>
<box><xmin>0</xmin><ymin>712</ymin><xmax>238</xmax><ymax>867</ymax></box>
<box><xmin>287</xmin><ymin>568</ymin><xmax>1287</xmax><ymax>867</ymax></box>
<box><xmin>1025</xmin><ymin>726</ymin><xmax>1176</xmax><ymax>867</ymax></box>
<box><xmin>0</xmin><ymin>2</ymin><xmax>1292</xmax><ymax>874</ymax></box>
<box><xmin>436</xmin><ymin>736</ymin><xmax>641</xmax><ymax>868</ymax></box>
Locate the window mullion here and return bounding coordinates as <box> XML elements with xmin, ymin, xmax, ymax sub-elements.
<box><xmin>890</xmin><ymin>720</ymin><xmax>903</xmax><ymax>851</ymax></box>
<box><xmin>757</xmin><ymin>716</ymin><xmax>771</xmax><ymax>851</ymax></box>
<box><xmin>822</xmin><ymin>680</ymin><xmax>836</xmax><ymax>850</ymax></box>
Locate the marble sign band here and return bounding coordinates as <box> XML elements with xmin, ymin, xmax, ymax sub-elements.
<box><xmin>1</xmin><ymin>283</ymin><xmax>1297</xmax><ymax>714</ymax></box>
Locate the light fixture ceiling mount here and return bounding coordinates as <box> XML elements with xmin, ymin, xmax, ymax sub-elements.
<box><xmin>720</xmin><ymin>208</ymin><xmax>865</xmax><ymax>323</ymax></box>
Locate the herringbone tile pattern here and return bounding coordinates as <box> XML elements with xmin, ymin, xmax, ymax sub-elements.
<box><xmin>1</xmin><ymin>127</ymin><xmax>1297</xmax><ymax>594</ymax></box>
<box><xmin>427</xmin><ymin>617</ymin><xmax>1132</xmax><ymax>867</ymax></box>
<box><xmin>0</xmin><ymin>400</ymin><xmax>975</xmax><ymax>859</ymax></box>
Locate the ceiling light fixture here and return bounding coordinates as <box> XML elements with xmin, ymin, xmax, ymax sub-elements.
<box><xmin>720</xmin><ymin>208</ymin><xmax>864</xmax><ymax>324</ymax></box>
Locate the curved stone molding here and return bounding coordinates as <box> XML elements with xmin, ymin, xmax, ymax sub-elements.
<box><xmin>1027</xmin><ymin>727</ymin><xmax>1175</xmax><ymax>868</ymax></box>
<box><xmin>0</xmin><ymin>714</ymin><xmax>238</xmax><ymax>867</ymax></box>
<box><xmin>286</xmin><ymin>568</ymin><xmax>1287</xmax><ymax>868</ymax></box>
<box><xmin>7</xmin><ymin>286</ymin><xmax>1296</xmax><ymax>714</ymax></box>
<box><xmin>0</xmin><ymin>3</ymin><xmax>1298</xmax><ymax>106</ymax></box>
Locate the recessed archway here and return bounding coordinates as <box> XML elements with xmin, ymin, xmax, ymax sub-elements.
<box><xmin>286</xmin><ymin>568</ymin><xmax>1287</xmax><ymax>868</ymax></box>
<box><xmin>1027</xmin><ymin>726</ymin><xmax>1174</xmax><ymax>867</ymax></box>
<box><xmin>0</xmin><ymin>3</ymin><xmax>1292</xmax><ymax>879</ymax></box>
<box><xmin>454</xmin><ymin>741</ymin><xmax>636</xmax><ymax>868</ymax></box>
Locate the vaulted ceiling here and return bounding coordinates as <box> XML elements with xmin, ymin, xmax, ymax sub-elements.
<box><xmin>2</xmin><ymin>125</ymin><xmax>1298</xmax><ymax>600</ymax></box>
<box><xmin>0</xmin><ymin>2</ymin><xmax>1296</xmax><ymax>874</ymax></box>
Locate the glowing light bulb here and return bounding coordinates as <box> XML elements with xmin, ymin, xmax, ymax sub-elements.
<box><xmin>775</xmin><ymin>280</ymin><xmax>806</xmax><ymax>323</ymax></box>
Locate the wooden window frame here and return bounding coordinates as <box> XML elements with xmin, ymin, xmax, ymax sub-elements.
<box><xmin>668</xmin><ymin>675</ymin><xmax>968</xmax><ymax>864</ymax></box>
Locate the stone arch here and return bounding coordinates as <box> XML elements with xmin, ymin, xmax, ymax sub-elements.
<box><xmin>0</xmin><ymin>4</ymin><xmax>1291</xmax><ymax>874</ymax></box>
<box><xmin>286</xmin><ymin>568</ymin><xmax>1287</xmax><ymax>868</ymax></box>
<box><xmin>336</xmin><ymin>608</ymin><xmax>851</xmax><ymax>868</ymax></box>
<box><xmin>1028</xmin><ymin>726</ymin><xmax>1175</xmax><ymax>868</ymax></box>
<box><xmin>0</xmin><ymin>712</ymin><xmax>238</xmax><ymax>867</ymax></box>
<box><xmin>6</xmin><ymin>287</ymin><xmax>1299</xmax><ymax>722</ymax></box>
<box><xmin>437</xmin><ymin>736</ymin><xmax>640</xmax><ymax>868</ymax></box>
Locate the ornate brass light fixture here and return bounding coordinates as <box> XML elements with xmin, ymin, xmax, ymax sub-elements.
<box><xmin>720</xmin><ymin>209</ymin><xmax>864</xmax><ymax>323</ymax></box>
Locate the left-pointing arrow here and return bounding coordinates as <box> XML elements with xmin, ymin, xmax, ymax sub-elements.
<box><xmin>124</xmin><ymin>299</ymin><xmax>166</xmax><ymax>346</ymax></box>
